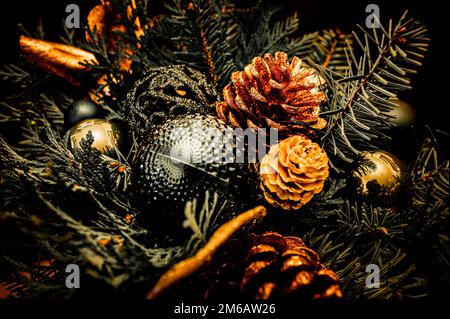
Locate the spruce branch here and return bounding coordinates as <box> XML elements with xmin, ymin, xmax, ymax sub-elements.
<box><xmin>59</xmin><ymin>19</ymin><xmax>76</xmax><ymax>45</ymax></box>
<box><xmin>0</xmin><ymin>64</ymin><xmax>31</xmax><ymax>84</ymax></box>
<box><xmin>308</xmin><ymin>29</ymin><xmax>351</xmax><ymax>74</ymax></box>
<box><xmin>319</xmin><ymin>12</ymin><xmax>430</xmax><ymax>170</ymax></box>
<box><xmin>183</xmin><ymin>191</ymin><xmax>228</xmax><ymax>256</ymax></box>
<box><xmin>160</xmin><ymin>0</ymin><xmax>236</xmax><ymax>91</ymax></box>
<box><xmin>232</xmin><ymin>4</ymin><xmax>318</xmax><ymax>67</ymax></box>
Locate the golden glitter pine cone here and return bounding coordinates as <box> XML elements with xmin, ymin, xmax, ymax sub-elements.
<box><xmin>206</xmin><ymin>232</ymin><xmax>342</xmax><ymax>299</ymax></box>
<box><xmin>216</xmin><ymin>51</ymin><xmax>327</xmax><ymax>134</ymax></box>
<box><xmin>260</xmin><ymin>135</ymin><xmax>329</xmax><ymax>210</ymax></box>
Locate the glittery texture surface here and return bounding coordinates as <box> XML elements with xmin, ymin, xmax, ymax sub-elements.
<box><xmin>216</xmin><ymin>52</ymin><xmax>327</xmax><ymax>134</ymax></box>
<box><xmin>125</xmin><ymin>65</ymin><xmax>218</xmax><ymax>139</ymax></box>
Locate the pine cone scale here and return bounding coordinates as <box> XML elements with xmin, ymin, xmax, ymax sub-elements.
<box><xmin>284</xmin><ymin>236</ymin><xmax>306</xmax><ymax>250</ymax></box>
<box><xmin>252</xmin><ymin>58</ymin><xmax>273</xmax><ymax>96</ymax></box>
<box><xmin>254</xmin><ymin>232</ymin><xmax>288</xmax><ymax>251</ymax></box>
<box><xmin>244</xmin><ymin>244</ymin><xmax>279</xmax><ymax>264</ymax></box>
<box><xmin>255</xmin><ymin>282</ymin><xmax>277</xmax><ymax>299</ymax></box>
<box><xmin>265</xmin><ymin>117</ymin><xmax>289</xmax><ymax>131</ymax></box>
<box><xmin>280</xmin><ymin>254</ymin><xmax>312</xmax><ymax>272</ymax></box>
<box><xmin>289</xmin><ymin>271</ymin><xmax>314</xmax><ymax>289</ymax></box>
<box><xmin>264</xmin><ymin>52</ymin><xmax>290</xmax><ymax>83</ymax></box>
<box><xmin>231</xmin><ymin>74</ymin><xmax>253</xmax><ymax>112</ymax></box>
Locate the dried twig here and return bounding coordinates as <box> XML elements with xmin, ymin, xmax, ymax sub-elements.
<box><xmin>146</xmin><ymin>205</ymin><xmax>267</xmax><ymax>299</ymax></box>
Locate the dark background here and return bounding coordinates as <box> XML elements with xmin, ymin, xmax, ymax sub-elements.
<box><xmin>0</xmin><ymin>0</ymin><xmax>447</xmax><ymax>162</ymax></box>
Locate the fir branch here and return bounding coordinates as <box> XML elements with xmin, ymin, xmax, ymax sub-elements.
<box><xmin>335</xmin><ymin>201</ymin><xmax>407</xmax><ymax>238</ymax></box>
<box><xmin>17</xmin><ymin>19</ymin><xmax>45</xmax><ymax>39</ymax></box>
<box><xmin>0</xmin><ymin>64</ymin><xmax>31</xmax><ymax>84</ymax></box>
<box><xmin>233</xmin><ymin>4</ymin><xmax>317</xmax><ymax>67</ymax></box>
<box><xmin>307</xmin><ymin>231</ymin><xmax>425</xmax><ymax>299</ymax></box>
<box><xmin>183</xmin><ymin>191</ymin><xmax>227</xmax><ymax>256</ymax></box>
<box><xmin>58</xmin><ymin>19</ymin><xmax>77</xmax><ymax>45</ymax></box>
<box><xmin>309</xmin><ymin>29</ymin><xmax>351</xmax><ymax>74</ymax></box>
<box><xmin>319</xmin><ymin>12</ymin><xmax>430</xmax><ymax>170</ymax></box>
<box><xmin>162</xmin><ymin>0</ymin><xmax>236</xmax><ymax>90</ymax></box>
<box><xmin>37</xmin><ymin>93</ymin><xmax>66</xmax><ymax>128</ymax></box>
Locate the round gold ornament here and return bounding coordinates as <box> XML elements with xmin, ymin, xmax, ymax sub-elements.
<box><xmin>351</xmin><ymin>150</ymin><xmax>407</xmax><ymax>203</ymax></box>
<box><xmin>386</xmin><ymin>99</ymin><xmax>416</xmax><ymax>129</ymax></box>
<box><xmin>68</xmin><ymin>119</ymin><xmax>122</xmax><ymax>157</ymax></box>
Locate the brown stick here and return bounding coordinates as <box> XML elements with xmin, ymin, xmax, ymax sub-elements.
<box><xmin>322</xmin><ymin>38</ymin><xmax>338</xmax><ymax>69</ymax></box>
<box><xmin>146</xmin><ymin>205</ymin><xmax>267</xmax><ymax>299</ymax></box>
<box><xmin>19</xmin><ymin>35</ymin><xmax>98</xmax><ymax>85</ymax></box>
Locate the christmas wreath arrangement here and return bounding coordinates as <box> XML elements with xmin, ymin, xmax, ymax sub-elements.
<box><xmin>0</xmin><ymin>0</ymin><xmax>448</xmax><ymax>300</ymax></box>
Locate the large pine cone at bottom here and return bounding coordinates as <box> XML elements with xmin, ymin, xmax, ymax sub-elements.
<box><xmin>204</xmin><ymin>232</ymin><xmax>342</xmax><ymax>300</ymax></box>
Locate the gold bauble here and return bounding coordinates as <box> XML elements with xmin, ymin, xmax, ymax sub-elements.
<box><xmin>68</xmin><ymin>119</ymin><xmax>122</xmax><ymax>156</ymax></box>
<box><xmin>386</xmin><ymin>99</ymin><xmax>416</xmax><ymax>129</ymax></box>
<box><xmin>351</xmin><ymin>150</ymin><xmax>407</xmax><ymax>203</ymax></box>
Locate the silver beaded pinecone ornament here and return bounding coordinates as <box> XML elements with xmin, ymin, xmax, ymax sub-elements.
<box><xmin>131</xmin><ymin>114</ymin><xmax>257</xmax><ymax>243</ymax></box>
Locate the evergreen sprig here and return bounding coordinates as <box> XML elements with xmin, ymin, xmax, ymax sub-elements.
<box><xmin>318</xmin><ymin>12</ymin><xmax>430</xmax><ymax>171</ymax></box>
<box><xmin>309</xmin><ymin>29</ymin><xmax>351</xmax><ymax>74</ymax></box>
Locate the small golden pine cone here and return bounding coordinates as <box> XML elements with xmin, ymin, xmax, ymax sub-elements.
<box><xmin>216</xmin><ymin>51</ymin><xmax>327</xmax><ymax>134</ymax></box>
<box><xmin>260</xmin><ymin>135</ymin><xmax>329</xmax><ymax>210</ymax></box>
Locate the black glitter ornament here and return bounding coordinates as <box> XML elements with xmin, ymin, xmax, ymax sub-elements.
<box><xmin>125</xmin><ymin>65</ymin><xmax>217</xmax><ymax>139</ymax></box>
<box><xmin>131</xmin><ymin>114</ymin><xmax>256</xmax><ymax>245</ymax></box>
<box><xmin>64</xmin><ymin>99</ymin><xmax>104</xmax><ymax>129</ymax></box>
